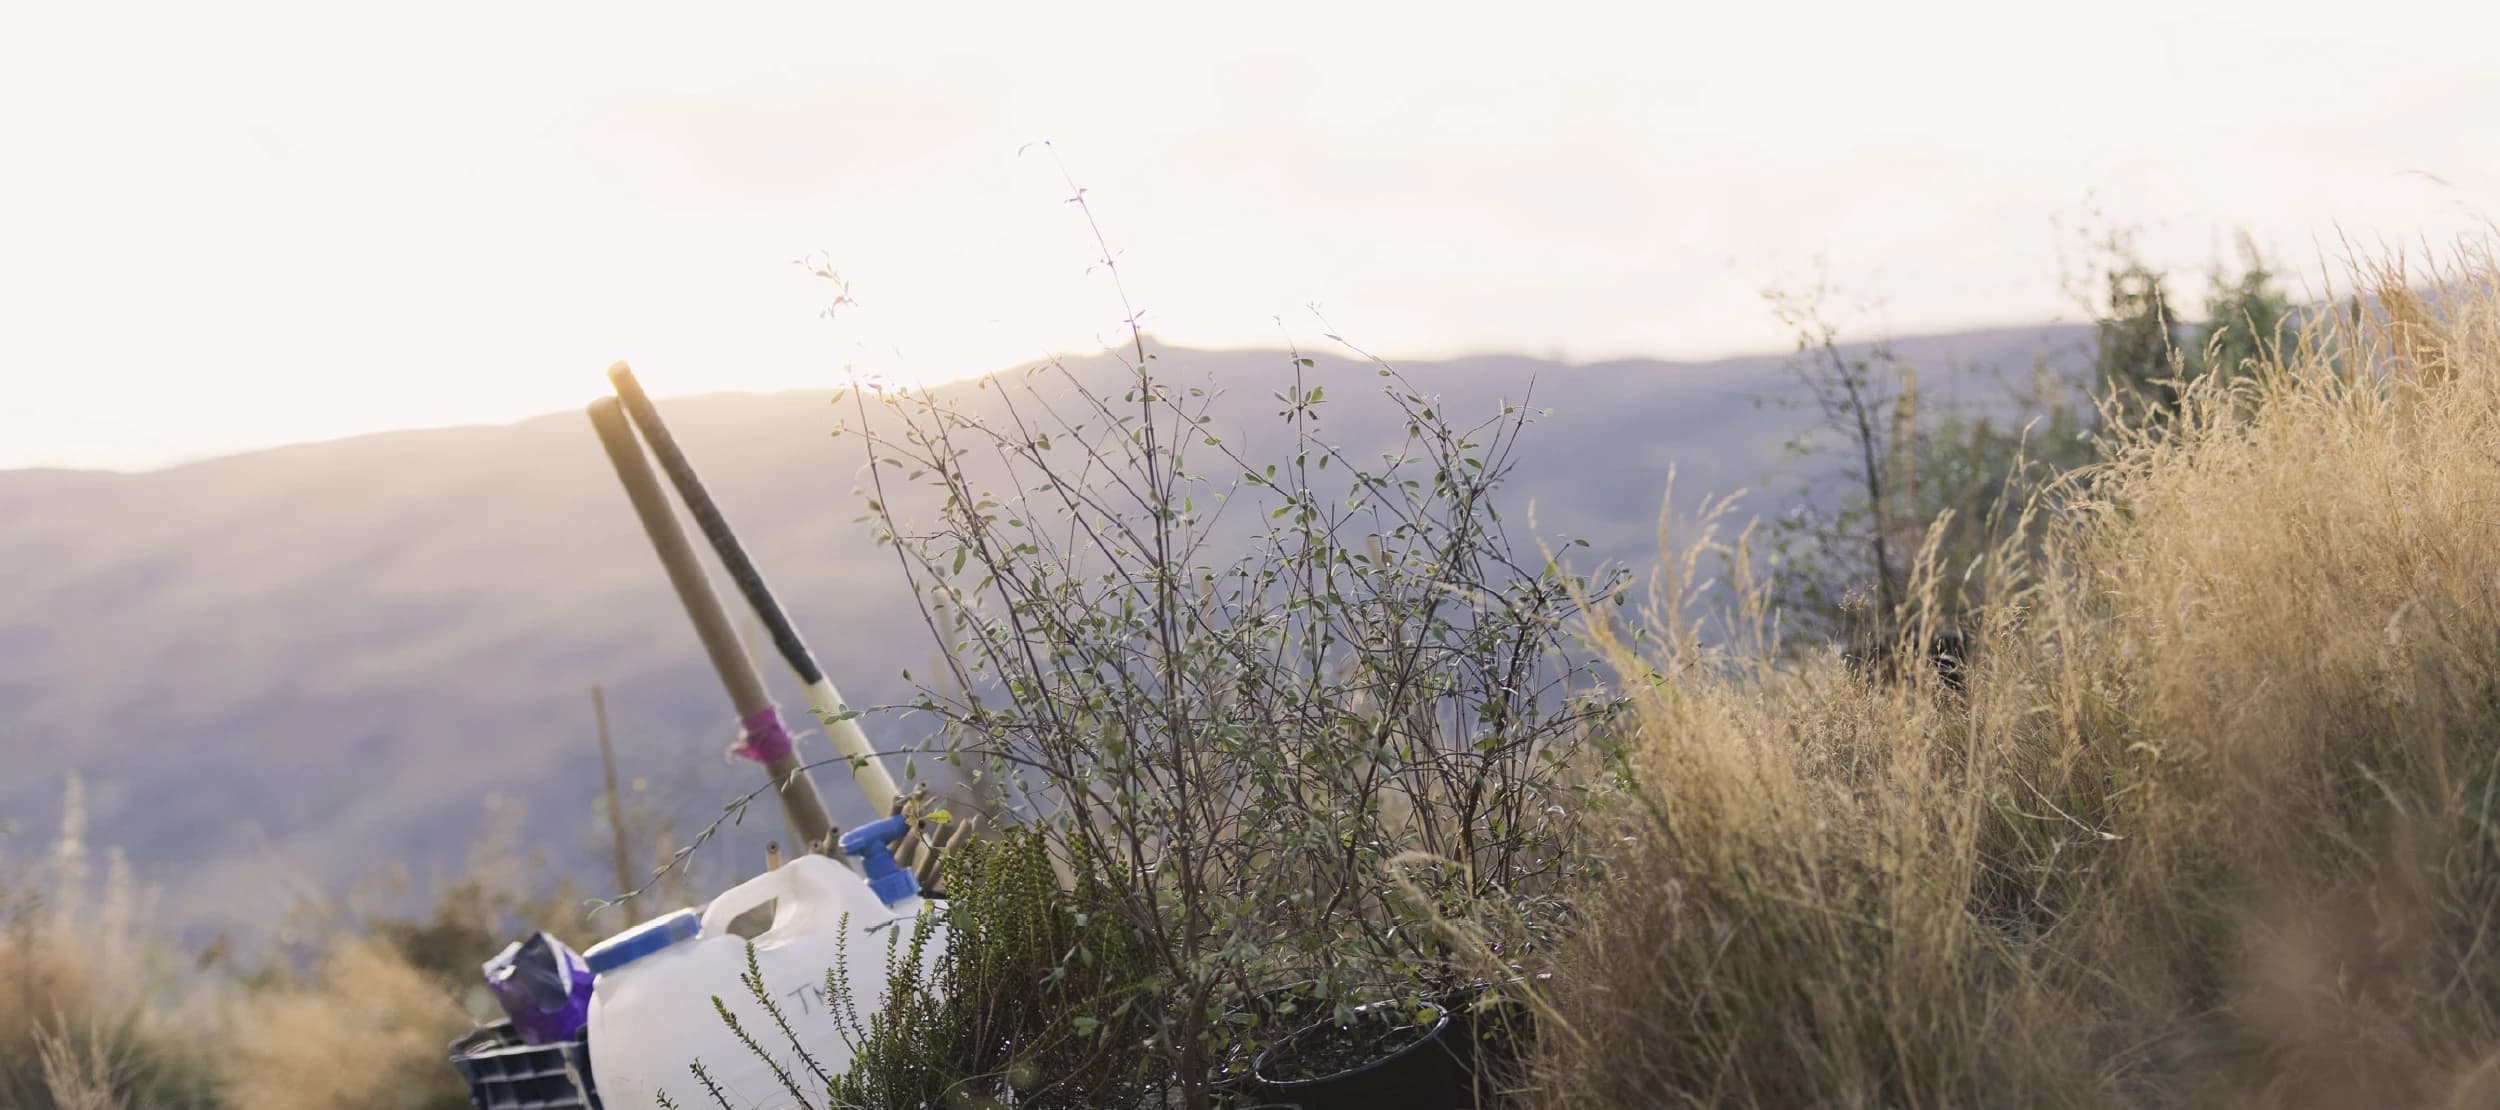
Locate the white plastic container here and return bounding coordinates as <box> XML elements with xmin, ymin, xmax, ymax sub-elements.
<box><xmin>584</xmin><ymin>818</ymin><xmax>947</xmax><ymax>1110</ymax></box>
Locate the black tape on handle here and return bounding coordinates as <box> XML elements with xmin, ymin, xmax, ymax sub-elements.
<box><xmin>606</xmin><ymin>362</ymin><xmax>828</xmax><ymax>687</ymax></box>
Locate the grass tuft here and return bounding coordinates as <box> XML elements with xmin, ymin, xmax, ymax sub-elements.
<box><xmin>1528</xmin><ymin>247</ymin><xmax>2500</xmax><ymax>1108</ymax></box>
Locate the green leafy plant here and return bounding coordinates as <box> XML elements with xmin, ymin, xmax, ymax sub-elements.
<box><xmin>831</xmin><ymin>187</ymin><xmax>1622</xmax><ymax>1107</ymax></box>
<box><xmin>1757</xmin><ymin>284</ymin><xmax>2084</xmax><ymax>660</ymax></box>
<box><xmin>675</xmin><ymin>830</ymin><xmax>1159</xmax><ymax>1110</ymax></box>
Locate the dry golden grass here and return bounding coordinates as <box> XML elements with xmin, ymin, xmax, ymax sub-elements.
<box><xmin>2</xmin><ymin>786</ymin><xmax>584</xmax><ymax>1110</ymax></box>
<box><xmin>1529</xmin><ymin>249</ymin><xmax>2500</xmax><ymax>1109</ymax></box>
<box><xmin>3</xmin><ymin>783</ymin><xmax>223</xmax><ymax>1110</ymax></box>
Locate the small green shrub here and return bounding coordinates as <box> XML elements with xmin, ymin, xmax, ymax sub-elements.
<box><xmin>679</xmin><ymin>830</ymin><xmax>1162</xmax><ymax>1109</ymax></box>
<box><xmin>828</xmin><ymin>829</ymin><xmax>1162</xmax><ymax>1108</ymax></box>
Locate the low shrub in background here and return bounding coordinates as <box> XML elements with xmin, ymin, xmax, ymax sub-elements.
<box><xmin>223</xmin><ymin>940</ymin><xmax>476</xmax><ymax>1110</ymax></box>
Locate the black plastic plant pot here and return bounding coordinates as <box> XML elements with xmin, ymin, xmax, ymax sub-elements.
<box><xmin>1442</xmin><ymin>982</ymin><xmax>1539</xmax><ymax>1106</ymax></box>
<box><xmin>1212</xmin><ymin>981</ymin><xmax>1330</xmax><ymax>1098</ymax></box>
<box><xmin>1251</xmin><ymin>1000</ymin><xmax>1462</xmax><ymax>1110</ymax></box>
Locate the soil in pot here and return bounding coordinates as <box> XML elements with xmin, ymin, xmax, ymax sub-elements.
<box><xmin>1253</xmin><ymin>1001</ymin><xmax>1461</xmax><ymax>1110</ymax></box>
<box><xmin>1214</xmin><ymin>982</ymin><xmax>1330</xmax><ymax>1096</ymax></box>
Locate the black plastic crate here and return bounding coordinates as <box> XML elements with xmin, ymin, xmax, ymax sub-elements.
<box><xmin>448</xmin><ymin>1021</ymin><xmax>602</xmax><ymax>1110</ymax></box>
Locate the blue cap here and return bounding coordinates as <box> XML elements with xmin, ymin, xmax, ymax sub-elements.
<box><xmin>583</xmin><ymin>909</ymin><xmax>700</xmax><ymax>976</ymax></box>
<box><xmin>837</xmin><ymin>815</ymin><xmax>922</xmax><ymax>907</ymax></box>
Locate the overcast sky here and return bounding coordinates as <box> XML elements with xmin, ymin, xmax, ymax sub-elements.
<box><xmin>3</xmin><ymin>0</ymin><xmax>2493</xmax><ymax>470</ymax></box>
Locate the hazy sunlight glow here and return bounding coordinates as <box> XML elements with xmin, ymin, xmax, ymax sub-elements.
<box><xmin>1</xmin><ymin>0</ymin><xmax>2492</xmax><ymax>469</ymax></box>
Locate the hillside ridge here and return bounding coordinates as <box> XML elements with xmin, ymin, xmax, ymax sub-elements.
<box><xmin>0</xmin><ymin>326</ymin><xmax>2091</xmax><ymax>934</ymax></box>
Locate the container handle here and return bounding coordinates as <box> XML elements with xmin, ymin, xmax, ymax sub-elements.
<box><xmin>699</xmin><ymin>865</ymin><xmax>793</xmax><ymax>939</ymax></box>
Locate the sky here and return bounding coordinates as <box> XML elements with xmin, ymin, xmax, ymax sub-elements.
<box><xmin>2</xmin><ymin>0</ymin><xmax>2494</xmax><ymax>471</ymax></box>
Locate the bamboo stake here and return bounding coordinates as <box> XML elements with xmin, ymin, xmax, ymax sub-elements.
<box><xmin>591</xmin><ymin>683</ymin><xmax>637</xmax><ymax>920</ymax></box>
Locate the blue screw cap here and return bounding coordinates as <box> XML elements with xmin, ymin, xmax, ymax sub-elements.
<box><xmin>837</xmin><ymin>815</ymin><xmax>923</xmax><ymax>907</ymax></box>
<box><xmin>582</xmin><ymin>909</ymin><xmax>700</xmax><ymax>976</ymax></box>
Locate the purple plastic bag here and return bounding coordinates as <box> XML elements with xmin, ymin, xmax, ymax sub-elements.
<box><xmin>481</xmin><ymin>931</ymin><xmax>594</xmax><ymax>1045</ymax></box>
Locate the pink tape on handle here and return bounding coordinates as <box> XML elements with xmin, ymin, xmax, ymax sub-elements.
<box><xmin>732</xmin><ymin>706</ymin><xmax>796</xmax><ymax>764</ymax></box>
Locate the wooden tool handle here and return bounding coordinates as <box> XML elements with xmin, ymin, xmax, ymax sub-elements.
<box><xmin>589</xmin><ymin>396</ymin><xmax>833</xmax><ymax>851</ymax></box>
<box><xmin>604</xmin><ymin>363</ymin><xmax>902</xmax><ymax>813</ymax></box>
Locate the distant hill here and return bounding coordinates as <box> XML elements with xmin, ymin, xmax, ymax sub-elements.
<box><xmin>0</xmin><ymin>328</ymin><xmax>2092</xmax><ymax>937</ymax></box>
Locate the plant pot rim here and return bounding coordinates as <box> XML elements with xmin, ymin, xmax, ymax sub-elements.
<box><xmin>1450</xmin><ymin>971</ymin><xmax>1554</xmax><ymax>992</ymax></box>
<box><xmin>1440</xmin><ymin>972</ymin><xmax>1552</xmax><ymax>1009</ymax></box>
<box><xmin>1250</xmin><ymin>999</ymin><xmax>1451</xmax><ymax>1089</ymax></box>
